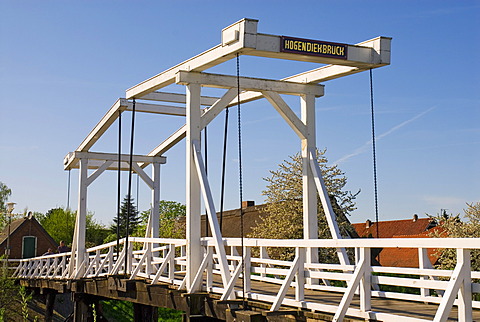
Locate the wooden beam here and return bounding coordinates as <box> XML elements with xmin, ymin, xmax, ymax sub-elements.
<box><xmin>64</xmin><ymin>151</ymin><xmax>165</xmax><ymax>170</ymax></box>
<box><xmin>126</xmin><ymin>101</ymin><xmax>186</xmax><ymax>116</ymax></box>
<box><xmin>141</xmin><ymin>91</ymin><xmax>219</xmax><ymax>106</ymax></box>
<box><xmin>126</xmin><ymin>18</ymin><xmax>390</xmax><ymax>99</ymax></box>
<box><xmin>262</xmin><ymin>91</ymin><xmax>307</xmax><ymax>139</ymax></box>
<box><xmin>76</xmin><ymin>98</ymin><xmax>127</xmax><ymax>152</ymax></box>
<box><xmin>176</xmin><ymin>71</ymin><xmax>324</xmax><ymax>97</ymax></box>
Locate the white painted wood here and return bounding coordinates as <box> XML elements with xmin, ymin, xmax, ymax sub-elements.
<box><xmin>71</xmin><ymin>158</ymin><xmax>88</xmax><ymax>278</ymax></box>
<box><xmin>141</xmin><ymin>91</ymin><xmax>219</xmax><ymax>106</ymax></box>
<box><xmin>192</xmin><ymin>140</ymin><xmax>232</xmax><ymax>292</ymax></box>
<box><xmin>151</xmin><ymin>247</ymin><xmax>174</xmax><ymax>284</ymax></box>
<box><xmin>270</xmin><ymin>254</ymin><xmax>301</xmax><ymax>311</ymax></box>
<box><xmin>433</xmin><ymin>249</ymin><xmax>471</xmax><ymax>322</ymax></box>
<box><xmin>126</xmin><ymin>19</ymin><xmax>389</xmax><ymax>99</ymax></box>
<box><xmin>200</xmin><ymin>88</ymin><xmax>237</xmax><ymax>130</ymax></box>
<box><xmin>190</xmin><ymin>250</ymin><xmax>212</xmax><ymax>292</ymax></box>
<box><xmin>457</xmin><ymin>249</ymin><xmax>472</xmax><ymax>322</ymax></box>
<box><xmin>65</xmin><ymin>151</ymin><xmax>165</xmax><ymax>169</ymax></box>
<box><xmin>126</xmin><ymin>101</ymin><xmax>186</xmax><ymax>116</ymax></box>
<box><xmin>308</xmin><ymin>149</ymin><xmax>349</xmax><ymax>266</ymax></box>
<box><xmin>333</xmin><ymin>252</ymin><xmax>367</xmax><ymax>321</ymax></box>
<box><xmin>76</xmin><ymin>98</ymin><xmax>127</xmax><ymax>152</ymax></box>
<box><xmin>244</xmin><ymin>246</ymin><xmax>251</xmax><ymax>294</ymax></box>
<box><xmin>86</xmin><ymin>160</ymin><xmax>113</xmax><ymax>187</ymax></box>
<box><xmin>176</xmin><ymin>71</ymin><xmax>324</xmax><ymax>97</ymax></box>
<box><xmin>186</xmin><ymin>83</ymin><xmax>202</xmax><ymax>292</ymax></box>
<box><xmin>359</xmin><ymin>247</ymin><xmax>371</xmax><ymax>312</ymax></box>
<box><xmin>151</xmin><ymin>162</ymin><xmax>161</xmax><ymax>239</ymax></box>
<box><xmin>131</xmin><ymin>162</ymin><xmax>154</xmax><ymax>189</ymax></box>
<box><xmin>220</xmin><ymin>258</ymin><xmax>243</xmax><ymax>301</ymax></box>
<box><xmin>296</xmin><ymin>247</ymin><xmax>305</xmax><ymax>302</ymax></box>
<box><xmin>146</xmin><ymin>125</ymin><xmax>187</xmax><ymax>158</ymax></box>
<box><xmin>301</xmin><ymin>95</ymin><xmax>320</xmax><ymax>271</ymax></box>
<box><xmin>262</xmin><ymin>91</ymin><xmax>307</xmax><ymax>139</ymax></box>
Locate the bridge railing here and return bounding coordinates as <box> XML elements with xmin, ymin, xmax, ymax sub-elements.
<box><xmin>14</xmin><ymin>237</ymin><xmax>479</xmax><ymax>321</ymax></box>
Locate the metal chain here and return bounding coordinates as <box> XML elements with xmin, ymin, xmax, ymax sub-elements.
<box><xmin>369</xmin><ymin>69</ymin><xmax>380</xmax><ymax>239</ymax></box>
<box><xmin>125</xmin><ymin>98</ymin><xmax>136</xmax><ymax>274</ymax></box>
<box><xmin>236</xmin><ymin>53</ymin><xmax>246</xmax><ymax>308</ymax></box>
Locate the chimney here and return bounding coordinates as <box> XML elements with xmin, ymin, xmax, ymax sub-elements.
<box><xmin>365</xmin><ymin>219</ymin><xmax>372</xmax><ymax>229</ymax></box>
<box><xmin>413</xmin><ymin>214</ymin><xmax>418</xmax><ymax>222</ymax></box>
<box><xmin>242</xmin><ymin>200</ymin><xmax>255</xmax><ymax>208</ymax></box>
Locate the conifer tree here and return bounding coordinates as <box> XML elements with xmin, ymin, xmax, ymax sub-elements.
<box><xmin>111</xmin><ymin>195</ymin><xmax>139</xmax><ymax>238</ymax></box>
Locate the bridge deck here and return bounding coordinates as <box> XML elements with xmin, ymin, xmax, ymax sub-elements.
<box><xmin>14</xmin><ymin>237</ymin><xmax>480</xmax><ymax>321</ymax></box>
<box><xmin>19</xmin><ymin>274</ymin><xmax>480</xmax><ymax>321</ymax></box>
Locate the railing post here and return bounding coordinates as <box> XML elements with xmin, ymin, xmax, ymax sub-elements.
<box><xmin>206</xmin><ymin>246</ymin><xmax>213</xmax><ymax>291</ymax></box>
<box><xmin>127</xmin><ymin>240</ymin><xmax>133</xmax><ymax>274</ymax></box>
<box><xmin>145</xmin><ymin>243</ymin><xmax>152</xmax><ymax>276</ymax></box>
<box><xmin>260</xmin><ymin>246</ymin><xmax>267</xmax><ymax>278</ymax></box>
<box><xmin>359</xmin><ymin>247</ymin><xmax>371</xmax><ymax>312</ymax></box>
<box><xmin>108</xmin><ymin>246</ymin><xmax>113</xmax><ymax>274</ymax></box>
<box><xmin>244</xmin><ymin>246</ymin><xmax>251</xmax><ymax>295</ymax></box>
<box><xmin>457</xmin><ymin>248</ymin><xmax>472</xmax><ymax>322</ymax></box>
<box><xmin>419</xmin><ymin>247</ymin><xmax>430</xmax><ymax>299</ymax></box>
<box><xmin>169</xmin><ymin>245</ymin><xmax>175</xmax><ymax>283</ymax></box>
<box><xmin>295</xmin><ymin>247</ymin><xmax>305</xmax><ymax>302</ymax></box>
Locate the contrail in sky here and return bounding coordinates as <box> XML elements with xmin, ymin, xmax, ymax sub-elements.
<box><xmin>333</xmin><ymin>107</ymin><xmax>436</xmax><ymax>165</ymax></box>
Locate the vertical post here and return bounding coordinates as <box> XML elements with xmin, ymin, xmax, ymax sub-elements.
<box><xmin>44</xmin><ymin>290</ymin><xmax>56</xmax><ymax>322</ymax></box>
<box><xmin>186</xmin><ymin>83</ymin><xmax>202</xmax><ymax>292</ymax></box>
<box><xmin>458</xmin><ymin>248</ymin><xmax>472</xmax><ymax>322</ymax></box>
<box><xmin>300</xmin><ymin>94</ymin><xmax>319</xmax><ymax>269</ymax></box>
<box><xmin>151</xmin><ymin>162</ymin><xmax>161</xmax><ymax>238</ymax></box>
<box><xmin>74</xmin><ymin>157</ymin><xmax>88</xmax><ymax>277</ymax></box>
<box><xmin>260</xmin><ymin>246</ymin><xmax>267</xmax><ymax>278</ymax></box>
<box><xmin>295</xmin><ymin>247</ymin><xmax>305</xmax><ymax>302</ymax></box>
<box><xmin>419</xmin><ymin>247</ymin><xmax>430</xmax><ymax>299</ymax></box>
<box><xmin>359</xmin><ymin>247</ymin><xmax>371</xmax><ymax>312</ymax></box>
<box><xmin>244</xmin><ymin>246</ymin><xmax>251</xmax><ymax>295</ymax></box>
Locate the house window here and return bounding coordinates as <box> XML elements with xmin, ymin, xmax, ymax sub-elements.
<box><xmin>22</xmin><ymin>236</ymin><xmax>37</xmax><ymax>259</ymax></box>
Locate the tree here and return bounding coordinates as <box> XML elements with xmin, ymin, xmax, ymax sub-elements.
<box><xmin>37</xmin><ymin>208</ymin><xmax>109</xmax><ymax>248</ymax></box>
<box><xmin>429</xmin><ymin>202</ymin><xmax>480</xmax><ymax>271</ymax></box>
<box><xmin>0</xmin><ymin>182</ymin><xmax>12</xmax><ymax>214</ymax></box>
<box><xmin>110</xmin><ymin>195</ymin><xmax>139</xmax><ymax>239</ymax></box>
<box><xmin>248</xmin><ymin>150</ymin><xmax>358</xmax><ymax>261</ymax></box>
<box><xmin>136</xmin><ymin>200</ymin><xmax>186</xmax><ymax>238</ymax></box>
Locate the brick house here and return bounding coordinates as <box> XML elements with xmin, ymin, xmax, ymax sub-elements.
<box><xmin>0</xmin><ymin>214</ymin><xmax>58</xmax><ymax>259</ymax></box>
<box><xmin>352</xmin><ymin>215</ymin><xmax>443</xmax><ymax>267</ymax></box>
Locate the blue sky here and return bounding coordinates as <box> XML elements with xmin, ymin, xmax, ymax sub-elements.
<box><xmin>1</xmin><ymin>1</ymin><xmax>479</xmax><ymax>227</ymax></box>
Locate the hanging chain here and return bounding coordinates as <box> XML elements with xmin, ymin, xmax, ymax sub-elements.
<box><xmin>236</xmin><ymin>53</ymin><xmax>246</xmax><ymax>308</ymax></box>
<box><xmin>369</xmin><ymin>69</ymin><xmax>380</xmax><ymax>239</ymax></box>
<box><xmin>125</xmin><ymin>98</ymin><xmax>136</xmax><ymax>274</ymax></box>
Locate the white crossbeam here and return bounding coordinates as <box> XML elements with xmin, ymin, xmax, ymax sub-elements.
<box><xmin>176</xmin><ymin>71</ymin><xmax>324</xmax><ymax>97</ymax></box>
<box><xmin>126</xmin><ymin>101</ymin><xmax>186</xmax><ymax>116</ymax></box>
<box><xmin>64</xmin><ymin>151</ymin><xmax>165</xmax><ymax>170</ymax></box>
<box><xmin>141</xmin><ymin>91</ymin><xmax>219</xmax><ymax>106</ymax></box>
<box><xmin>126</xmin><ymin>19</ymin><xmax>390</xmax><ymax>99</ymax></box>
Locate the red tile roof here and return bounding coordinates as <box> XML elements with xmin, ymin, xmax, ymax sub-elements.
<box><xmin>352</xmin><ymin>217</ymin><xmax>435</xmax><ymax>238</ymax></box>
<box><xmin>352</xmin><ymin>216</ymin><xmax>442</xmax><ymax>268</ymax></box>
